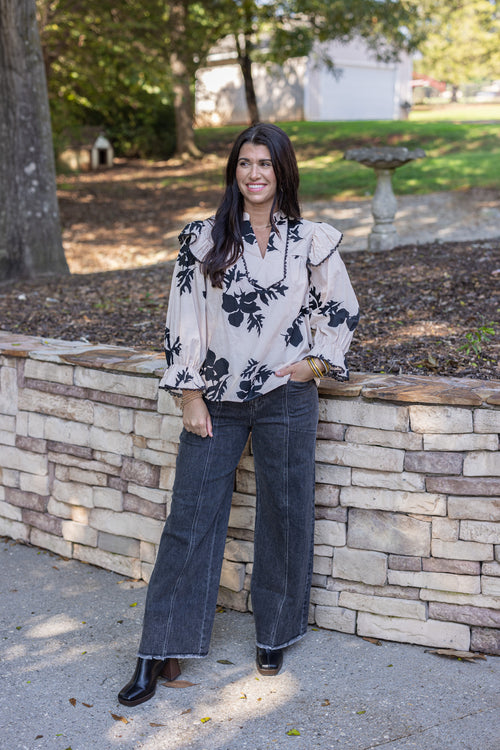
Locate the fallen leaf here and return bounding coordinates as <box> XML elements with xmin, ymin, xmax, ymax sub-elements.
<box><xmin>69</xmin><ymin>698</ymin><xmax>77</xmax><ymax>707</ymax></box>
<box><xmin>240</xmin><ymin>693</ymin><xmax>247</xmax><ymax>700</ymax></box>
<box><xmin>181</xmin><ymin>708</ymin><xmax>192</xmax><ymax>715</ymax></box>
<box><xmin>110</xmin><ymin>713</ymin><xmax>129</xmax><ymax>724</ymax></box>
<box><xmin>200</xmin><ymin>717</ymin><xmax>211</xmax><ymax>724</ymax></box>
<box><xmin>356</xmin><ymin>710</ymin><xmax>366</xmax><ymax>715</ymax></box>
<box><xmin>150</xmin><ymin>722</ymin><xmax>167</xmax><ymax>727</ymax></box>
<box><xmin>362</xmin><ymin>637</ymin><xmax>381</xmax><ymax>645</ymax></box>
<box><xmin>161</xmin><ymin>680</ymin><xmax>199</xmax><ymax>689</ymax></box>
<box><xmin>286</xmin><ymin>728</ymin><xmax>301</xmax><ymax>736</ymax></box>
<box><xmin>215</xmin><ymin>606</ymin><xmax>226</xmax><ymax>613</ymax></box>
<box><xmin>52</xmin><ymin>566</ymin><xmax>59</xmax><ymax>570</ymax></box>
<box><xmin>129</xmin><ymin>602</ymin><xmax>137</xmax><ymax>608</ymax></box>
<box><xmin>321</xmin><ymin>699</ymin><xmax>330</xmax><ymax>707</ymax></box>
<box><xmin>82</xmin><ymin>703</ymin><xmax>93</xmax><ymax>708</ymax></box>
<box><xmin>217</xmin><ymin>659</ymin><xmax>234</xmax><ymax>665</ymax></box>
<box><xmin>425</xmin><ymin>648</ymin><xmax>487</xmax><ymax>662</ymax></box>
<box><xmin>35</xmin><ymin>736</ymin><xmax>43</xmax><ymax>740</ymax></box>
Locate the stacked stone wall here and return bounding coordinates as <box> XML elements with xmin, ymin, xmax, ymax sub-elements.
<box><xmin>1</xmin><ymin>331</ymin><xmax>499</xmax><ymax>654</ymax></box>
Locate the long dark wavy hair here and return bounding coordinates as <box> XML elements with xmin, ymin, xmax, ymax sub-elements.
<box><xmin>202</xmin><ymin>123</ymin><xmax>301</xmax><ymax>287</ymax></box>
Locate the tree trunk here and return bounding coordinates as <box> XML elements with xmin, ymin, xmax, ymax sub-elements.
<box><xmin>236</xmin><ymin>33</ymin><xmax>260</xmax><ymax>125</ymax></box>
<box><xmin>169</xmin><ymin>1</ymin><xmax>202</xmax><ymax>159</ymax></box>
<box><xmin>0</xmin><ymin>0</ymin><xmax>68</xmax><ymax>280</ymax></box>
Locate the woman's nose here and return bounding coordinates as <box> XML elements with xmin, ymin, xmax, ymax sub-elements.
<box><xmin>249</xmin><ymin>162</ymin><xmax>260</xmax><ymax>178</ymax></box>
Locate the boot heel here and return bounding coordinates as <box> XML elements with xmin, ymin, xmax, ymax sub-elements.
<box><xmin>161</xmin><ymin>658</ymin><xmax>181</xmax><ymax>681</ymax></box>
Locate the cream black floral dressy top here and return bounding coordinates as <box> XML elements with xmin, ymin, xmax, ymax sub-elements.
<box><xmin>159</xmin><ymin>211</ymin><xmax>359</xmax><ymax>402</ymax></box>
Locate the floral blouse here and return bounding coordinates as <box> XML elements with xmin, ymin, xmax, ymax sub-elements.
<box><xmin>159</xmin><ymin>211</ymin><xmax>359</xmax><ymax>402</ymax></box>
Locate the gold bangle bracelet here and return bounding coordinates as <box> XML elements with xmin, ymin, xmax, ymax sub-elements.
<box><xmin>306</xmin><ymin>357</ymin><xmax>324</xmax><ymax>378</ymax></box>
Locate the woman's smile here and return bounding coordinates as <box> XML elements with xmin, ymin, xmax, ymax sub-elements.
<box><xmin>236</xmin><ymin>143</ymin><xmax>277</xmax><ymax>211</ymax></box>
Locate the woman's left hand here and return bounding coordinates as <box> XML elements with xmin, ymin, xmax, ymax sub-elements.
<box><xmin>275</xmin><ymin>359</ymin><xmax>315</xmax><ymax>382</ymax></box>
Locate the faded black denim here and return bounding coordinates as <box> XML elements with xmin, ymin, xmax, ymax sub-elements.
<box><xmin>138</xmin><ymin>379</ymin><xmax>318</xmax><ymax>659</ymax></box>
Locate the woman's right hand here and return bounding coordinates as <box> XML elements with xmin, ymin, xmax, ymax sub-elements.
<box><xmin>183</xmin><ymin>397</ymin><xmax>213</xmax><ymax>438</ymax></box>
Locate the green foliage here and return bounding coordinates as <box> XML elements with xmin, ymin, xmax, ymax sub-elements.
<box><xmin>458</xmin><ymin>323</ymin><xmax>496</xmax><ymax>357</ymax></box>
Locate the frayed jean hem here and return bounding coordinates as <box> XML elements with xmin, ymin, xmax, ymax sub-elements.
<box><xmin>256</xmin><ymin>629</ymin><xmax>307</xmax><ymax>651</ymax></box>
<box><xmin>137</xmin><ymin>651</ymin><xmax>208</xmax><ymax>660</ymax></box>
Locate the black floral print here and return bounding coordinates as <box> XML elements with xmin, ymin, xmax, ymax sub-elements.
<box><xmin>164</xmin><ymin>325</ymin><xmax>181</xmax><ymax>366</ymax></box>
<box><xmin>283</xmin><ymin>305</ymin><xmax>309</xmax><ymax>347</ymax></box>
<box><xmin>237</xmin><ymin>359</ymin><xmax>274</xmax><ymax>401</ymax></box>
<box><xmin>176</xmin><ymin>243</ymin><xmax>196</xmax><ymax>295</ymax></box>
<box><xmin>200</xmin><ymin>349</ymin><xmax>230</xmax><ymax>400</ymax></box>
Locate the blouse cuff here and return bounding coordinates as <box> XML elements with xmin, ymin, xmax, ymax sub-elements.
<box><xmin>158</xmin><ymin>364</ymin><xmax>205</xmax><ymax>394</ymax></box>
<box><xmin>308</xmin><ymin>347</ymin><xmax>350</xmax><ymax>382</ymax></box>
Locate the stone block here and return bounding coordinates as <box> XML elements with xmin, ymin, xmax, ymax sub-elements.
<box><xmin>340</xmin><ymin>486</ymin><xmax>446</xmax><ymax>516</ymax></box>
<box><xmin>319</xmin><ymin>398</ymin><xmax>409</xmax><ymax>432</ymax></box>
<box><xmin>74</xmin><ymin>367</ymin><xmax>158</xmax><ymax>400</ymax></box>
<box><xmin>18</xmin><ymin>388</ymin><xmax>94</xmax><ymax>423</ymax></box>
<box><xmin>47</xmin><ymin>441</ymin><xmax>93</xmax><ymax>459</ymax></box>
<box><xmin>404</xmin><ymin>452</ymin><xmax>463</xmax><ymax>475</ymax></box>
<box><xmin>156</xmin><ymin>389</ymin><xmax>182</xmax><ymax>416</ymax></box>
<box><xmin>315</xmin><ymin>605</ymin><xmax>356</xmax><ymax>633</ymax></box>
<box><xmin>158</xmin><ymin>466</ymin><xmax>176</xmax><ymax>491</ymax></box>
<box><xmin>17</xmin><ymin>435</ymin><xmax>47</xmax><ymax>454</ymax></box>
<box><xmin>2</xmin><ymin>445</ymin><xmax>48</xmax><ymax>476</ymax></box>
<box><xmin>2</xmin><ymin>468</ymin><xmax>19</xmax><ymax>487</ymax></box>
<box><xmin>316</xmin><ymin>422</ymin><xmax>345</xmax><ymax>440</ymax></box>
<box><xmin>315</xmin><ymin>506</ymin><xmax>347</xmax><ymax>522</ymax></box>
<box><xmin>345</xmin><ymin>426</ymin><xmax>422</xmax><ymax>451</ymax></box>
<box><xmin>432</xmin><ymin>518</ymin><xmax>459</xmax><ymax>542</ymax></box>
<box><xmin>89</xmin><ymin>508</ymin><xmax>162</xmax><ymax>544</ymax></box>
<box><xmin>231</xmin><ymin>492</ymin><xmax>256</xmax><ymax>508</ymax></box>
<box><xmin>0</xmin><ymin>516</ymin><xmax>29</xmax><ymax>541</ymax></box>
<box><xmin>73</xmin><ymin>543</ymin><xmax>142</xmax><ymax>578</ymax></box>
<box><xmin>316</xmin><ymin>441</ymin><xmax>404</xmax><ymax>472</ymax></box>
<box><xmin>160</xmin><ymin>418</ymin><xmax>184</xmax><ymax>445</ymax></box>
<box><xmin>463</xmin><ymin>452</ymin><xmax>500</xmax><ymax>477</ymax></box>
<box><xmin>351</xmin><ymin>469</ymin><xmax>425</xmax><ymax>493</ymax></box>
<box><xmin>15</xmin><ymin>411</ymin><xmax>28</xmax><ymax>437</ymax></box>
<box><xmin>348</xmin><ymin>509</ymin><xmax>431</xmax><ymax>557</ymax></box>
<box><xmin>314</xmin><ymin>520</ymin><xmax>346</xmax><ymax>547</ymax></box>
<box><xmin>449</xmin><ymin>496</ymin><xmax>500</xmax><ymax>521</ymax></box>
<box><xmin>428</xmin><ymin>602</ymin><xmax>500</xmax><ymax>627</ymax></box>
<box><xmin>311</xmin><ymin>573</ymin><xmax>327</xmax><ymax>588</ymax></box>
<box><xmin>423</xmin><ymin>558</ymin><xmax>480</xmax><ymax>575</ymax></box>
<box><xmin>141</xmin><ymin>562</ymin><xmax>154</xmax><ymax>583</ymax></box>
<box><xmin>432</xmin><ymin>539</ymin><xmax>493</xmax><ymax>561</ymax></box>
<box><xmin>126</xmin><ymin>484</ymin><xmax>168</xmax><ymax>505</ymax></box>
<box><xmin>133</xmin><ymin>411</ymin><xmax>162</xmax><ymax>438</ymax></box>
<box><xmin>5</xmin><ymin>487</ymin><xmax>48</xmax><ymax>512</ymax></box>
<box><xmin>24</xmin><ymin>359</ymin><xmax>73</xmax><ymax>384</ymax></box>
<box><xmin>93</xmin><ymin>403</ymin><xmax>134</xmax><ymax>434</ymax></box>
<box><xmin>44</xmin><ymin>417</ymin><xmax>90</xmax><ymax>447</ymax></box>
<box><xmin>0</xmin><ymin>365</ymin><xmax>18</xmax><ymax>415</ymax></box>
<box><xmin>62</xmin><ymin>520</ymin><xmax>98</xmax><ymax>546</ymax></box>
<box><xmin>388</xmin><ymin>555</ymin><xmax>422</xmax><ymax>571</ymax></box>
<box><xmin>470</xmin><ymin>627</ymin><xmax>500</xmax><ymax>655</ymax></box>
<box><xmin>19</xmin><ymin>472</ymin><xmax>50</xmax><ymax>496</ymax></box>
<box><xmin>424</xmin><ymin>433</ymin><xmax>498</xmax><ymax>451</ymax></box>
<box><xmin>217</xmin><ymin>586</ymin><xmax>249</xmax><ymax>612</ymax></box>
<box><xmin>140</xmin><ymin>540</ymin><xmax>157</xmax><ymax>564</ymax></box>
<box><xmin>332</xmin><ymin>547</ymin><xmax>387</xmax><ymax>586</ymax></box>
<box><xmin>0</xmin><ymin>413</ymin><xmax>16</xmax><ymax>436</ymax></box>
<box><xmin>93</xmin><ymin>487</ymin><xmax>123</xmax><ymax>511</ymax></box>
<box><xmin>31</xmin><ymin>528</ymin><xmax>72</xmax><ymax>557</ymax></box>
<box><xmin>409</xmin><ymin>405</ymin><xmax>472</xmax><ymax>434</ymax></box>
<box><xmin>235</xmin><ymin>469</ymin><xmax>256</xmax><ymax>495</ymax></box>
<box><xmin>339</xmin><ymin>592</ymin><xmax>427</xmax><ymax>620</ymax></box>
<box><xmin>314</xmin><ymin>545</ymin><xmax>334</xmax><ymax>557</ymax></box>
<box><xmin>315</xmin><ymin>463</ymin><xmax>351</xmax><ymax>486</ymax></box>
<box><xmin>47</xmin><ymin>498</ymin><xmax>89</xmax><ymax>523</ymax></box>
<box><xmin>314</xmin><ymin>484</ymin><xmax>340</xmax><ymax>507</ymax></box>
<box><xmin>66</xmin><ymin>467</ymin><xmax>108</xmax><ymax>487</ymax></box>
<box><xmin>474</xmin><ymin>410</ymin><xmax>500</xmax><ymax>434</ymax></box>
<box><xmin>89</xmin><ymin>427</ymin><xmax>133</xmax><ymax>456</ymax></box>
<box><xmin>387</xmin><ymin>569</ymin><xmax>481</xmax><ymax>594</ymax></box>
<box><xmin>419</xmin><ymin>590</ymin><xmax>500</xmax><ymax>608</ymax></box>
<box><xmin>98</xmin><ymin>531</ymin><xmax>141</xmax><ymax>558</ymax></box>
<box><xmin>460</xmin><ymin>520</ymin><xmax>500</xmax><ymax>544</ymax></box>
<box><xmin>22</xmin><ymin>509</ymin><xmax>62</xmax><ymax>536</ymax></box>
<box><xmin>314</xmin><ymin>555</ymin><xmax>332</xmax><ymax>575</ymax></box>
<box><xmin>121</xmin><ymin>457</ymin><xmax>160</xmax><ymax>488</ymax></box>
<box><xmin>132</xmin><ymin>446</ymin><xmax>173</xmax><ymax>466</ymax></box>
<box><xmin>357</xmin><ymin>612</ymin><xmax>470</xmax><ymax>650</ymax></box>
<box><xmin>224</xmin><ymin>539</ymin><xmax>254</xmax><ymax>563</ymax></box>
<box><xmin>426</xmin><ymin>477</ymin><xmax>500</xmax><ymax>496</ymax></box>
<box><xmin>0</xmin><ymin>500</ymin><xmax>22</xmax><ymax>521</ymax></box>
<box><xmin>93</xmin><ymin>450</ymin><xmax>123</xmax><ymax>468</ymax></box>
<box><xmin>0</xmin><ymin>430</ymin><xmax>15</xmax><ymax>446</ymax></box>
<box><xmin>482</xmin><ymin>561</ymin><xmax>500</xmax><ymax>576</ymax></box>
<box><xmin>310</xmin><ymin>588</ymin><xmax>339</xmax><ymax>607</ymax></box>
<box><xmin>482</xmin><ymin>576</ymin><xmax>500</xmax><ymax>596</ymax></box>
<box><xmin>228</xmin><ymin>505</ymin><xmax>255</xmax><ymax>531</ymax></box>
<box><xmin>328</xmin><ymin>579</ymin><xmax>420</xmax><ymax>601</ymax></box>
<box><xmin>123</xmin><ymin>493</ymin><xmax>166</xmax><ymax>521</ymax></box>
<box><xmin>146</xmin><ymin>438</ymin><xmax>178</xmax><ymax>455</ymax></box>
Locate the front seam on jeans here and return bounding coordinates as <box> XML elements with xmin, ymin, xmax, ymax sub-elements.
<box><xmin>160</xmin><ymin>430</ymin><xmax>216</xmax><ymax>656</ymax></box>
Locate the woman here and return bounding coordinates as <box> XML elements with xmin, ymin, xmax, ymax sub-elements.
<box><xmin>118</xmin><ymin>123</ymin><xmax>359</xmax><ymax>706</ymax></box>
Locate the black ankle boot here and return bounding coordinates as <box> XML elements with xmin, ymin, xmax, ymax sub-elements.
<box><xmin>118</xmin><ymin>657</ymin><xmax>181</xmax><ymax>706</ymax></box>
<box><xmin>256</xmin><ymin>647</ymin><xmax>283</xmax><ymax>676</ymax></box>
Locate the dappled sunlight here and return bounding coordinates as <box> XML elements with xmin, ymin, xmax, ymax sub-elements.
<box><xmin>25</xmin><ymin>614</ymin><xmax>84</xmax><ymax>640</ymax></box>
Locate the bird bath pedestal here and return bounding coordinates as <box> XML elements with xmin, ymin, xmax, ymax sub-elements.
<box><xmin>344</xmin><ymin>147</ymin><xmax>425</xmax><ymax>252</ymax></box>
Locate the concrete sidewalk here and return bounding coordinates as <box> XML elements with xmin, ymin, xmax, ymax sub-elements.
<box><xmin>1</xmin><ymin>538</ymin><xmax>499</xmax><ymax>750</ymax></box>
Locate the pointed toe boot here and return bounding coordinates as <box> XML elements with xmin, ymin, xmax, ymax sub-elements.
<box><xmin>118</xmin><ymin>657</ymin><xmax>181</xmax><ymax>706</ymax></box>
<box><xmin>256</xmin><ymin>647</ymin><xmax>283</xmax><ymax>676</ymax></box>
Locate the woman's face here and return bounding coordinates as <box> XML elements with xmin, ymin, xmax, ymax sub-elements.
<box><xmin>235</xmin><ymin>143</ymin><xmax>277</xmax><ymax>214</ymax></box>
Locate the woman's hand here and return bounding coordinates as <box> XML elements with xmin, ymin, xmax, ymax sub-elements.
<box><xmin>275</xmin><ymin>359</ymin><xmax>316</xmax><ymax>382</ymax></box>
<box><xmin>183</xmin><ymin>397</ymin><xmax>213</xmax><ymax>438</ymax></box>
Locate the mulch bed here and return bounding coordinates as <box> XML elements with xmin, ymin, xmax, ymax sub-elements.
<box><xmin>1</xmin><ymin>161</ymin><xmax>499</xmax><ymax>381</ymax></box>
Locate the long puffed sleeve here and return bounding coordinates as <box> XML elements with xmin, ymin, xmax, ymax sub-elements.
<box><xmin>307</xmin><ymin>223</ymin><xmax>359</xmax><ymax>381</ymax></box>
<box><xmin>158</xmin><ymin>223</ymin><xmax>212</xmax><ymax>393</ymax></box>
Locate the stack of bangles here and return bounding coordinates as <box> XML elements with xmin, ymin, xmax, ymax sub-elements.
<box><xmin>181</xmin><ymin>390</ymin><xmax>203</xmax><ymax>409</ymax></box>
<box><xmin>306</xmin><ymin>356</ymin><xmax>327</xmax><ymax>378</ymax></box>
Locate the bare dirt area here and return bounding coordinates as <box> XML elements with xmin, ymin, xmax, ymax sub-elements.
<box><xmin>1</xmin><ymin>160</ymin><xmax>499</xmax><ymax>380</ymax></box>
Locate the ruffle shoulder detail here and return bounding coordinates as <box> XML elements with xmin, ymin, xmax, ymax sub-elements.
<box><xmin>178</xmin><ymin>217</ymin><xmax>215</xmax><ymax>261</ymax></box>
<box><xmin>307</xmin><ymin>221</ymin><xmax>343</xmax><ymax>267</ymax></box>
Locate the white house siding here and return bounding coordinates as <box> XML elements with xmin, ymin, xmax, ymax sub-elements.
<box><xmin>195</xmin><ymin>38</ymin><xmax>412</xmax><ymax>125</ymax></box>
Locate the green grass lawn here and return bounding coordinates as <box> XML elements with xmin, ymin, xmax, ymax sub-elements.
<box><xmin>195</xmin><ymin>116</ymin><xmax>500</xmax><ymax>200</ymax></box>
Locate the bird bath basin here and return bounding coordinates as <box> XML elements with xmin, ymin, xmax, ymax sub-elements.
<box><xmin>344</xmin><ymin>147</ymin><xmax>426</xmax><ymax>251</ymax></box>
